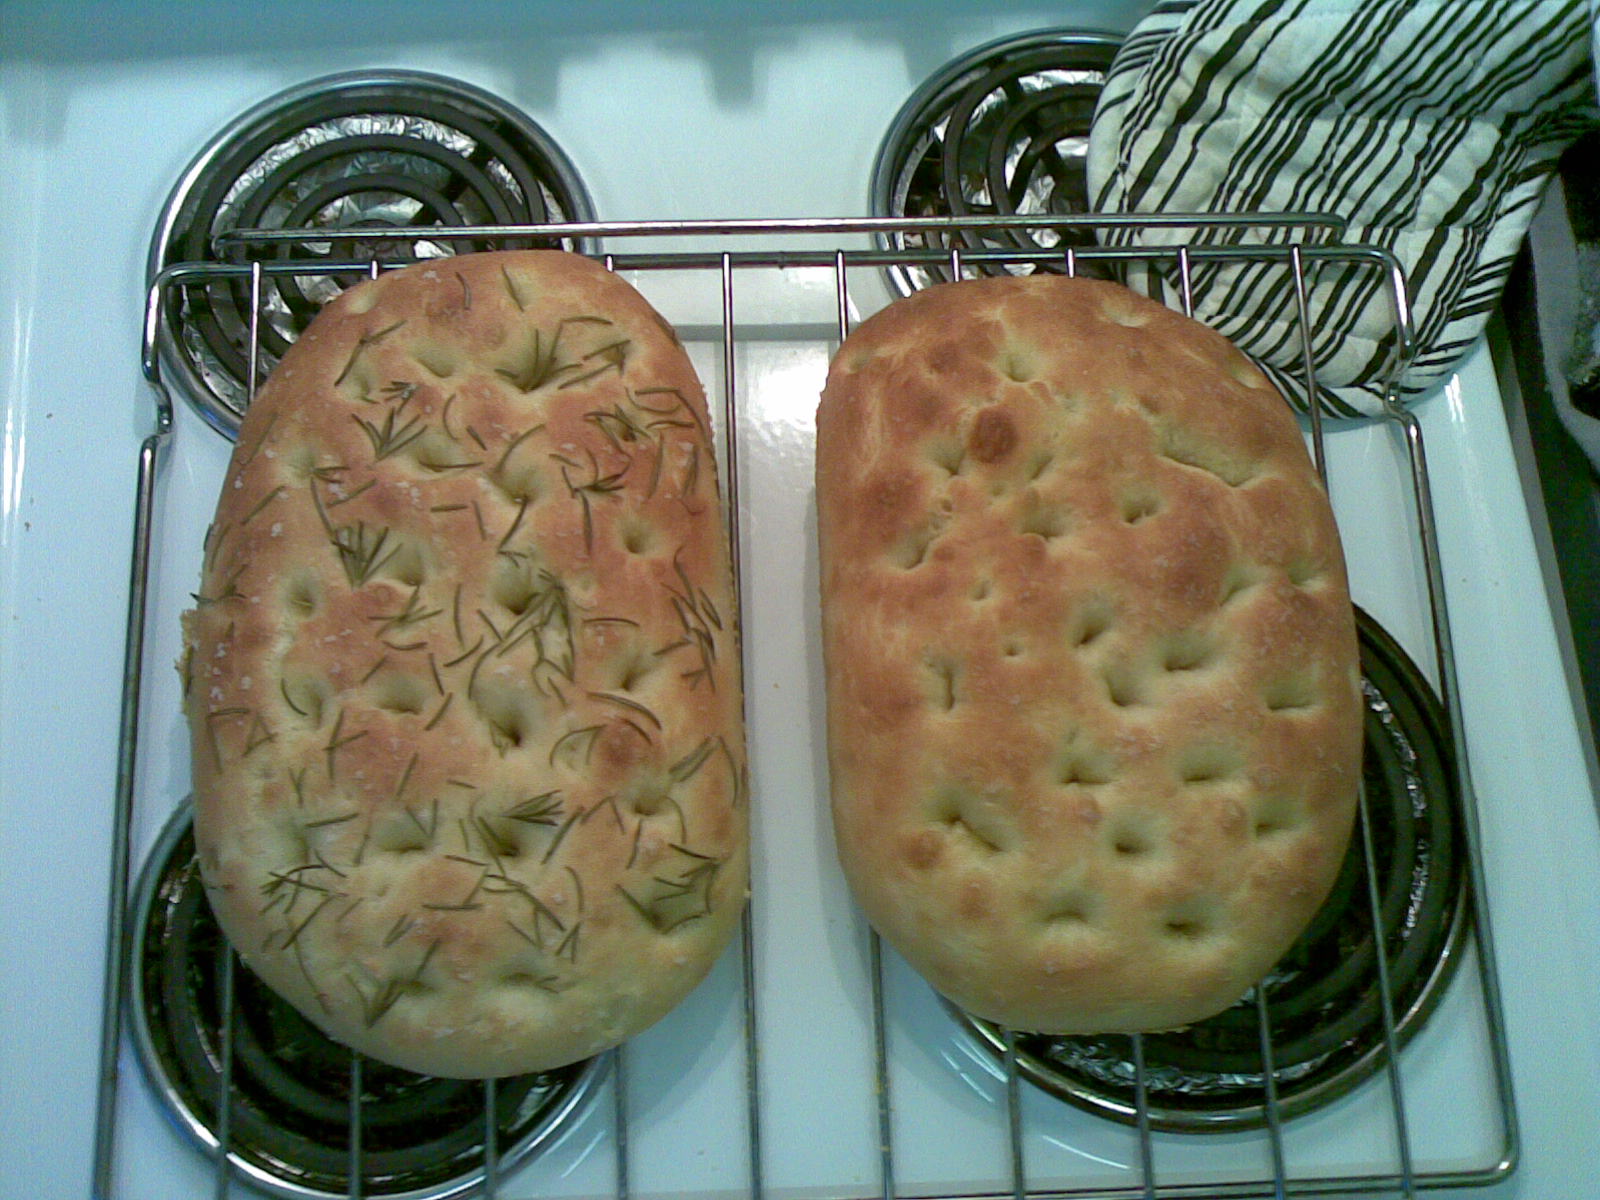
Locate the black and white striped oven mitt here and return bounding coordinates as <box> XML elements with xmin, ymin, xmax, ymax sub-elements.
<box><xmin>1086</xmin><ymin>0</ymin><xmax>1597</xmax><ymax>416</ymax></box>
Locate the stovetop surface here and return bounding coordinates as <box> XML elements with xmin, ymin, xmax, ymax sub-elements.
<box><xmin>3</xmin><ymin>2</ymin><xmax>1600</xmax><ymax>1198</ymax></box>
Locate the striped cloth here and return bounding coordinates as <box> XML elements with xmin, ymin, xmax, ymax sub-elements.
<box><xmin>1086</xmin><ymin>0</ymin><xmax>1597</xmax><ymax>415</ymax></box>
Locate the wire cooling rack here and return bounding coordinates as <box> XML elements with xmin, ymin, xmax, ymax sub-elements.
<box><xmin>95</xmin><ymin>214</ymin><xmax>1518</xmax><ymax>1200</ymax></box>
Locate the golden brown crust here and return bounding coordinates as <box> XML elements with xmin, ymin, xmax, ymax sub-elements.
<box><xmin>182</xmin><ymin>250</ymin><xmax>746</xmax><ymax>1078</ymax></box>
<box><xmin>815</xmin><ymin>275</ymin><xmax>1361</xmax><ymax>1033</ymax></box>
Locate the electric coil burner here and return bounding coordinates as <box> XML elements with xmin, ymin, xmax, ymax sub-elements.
<box><xmin>959</xmin><ymin>610</ymin><xmax>1468</xmax><ymax>1131</ymax></box>
<box><xmin>149</xmin><ymin>69</ymin><xmax>596</xmax><ymax>438</ymax></box>
<box><xmin>129</xmin><ymin>802</ymin><xmax>604</xmax><ymax>1200</ymax></box>
<box><xmin>870</xmin><ymin>31</ymin><xmax>1119</xmax><ymax>296</ymax></box>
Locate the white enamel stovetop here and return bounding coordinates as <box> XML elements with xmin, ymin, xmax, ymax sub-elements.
<box><xmin>2</xmin><ymin>2</ymin><xmax>1599</xmax><ymax>1198</ymax></box>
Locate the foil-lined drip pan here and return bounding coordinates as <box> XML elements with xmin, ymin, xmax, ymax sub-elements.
<box><xmin>148</xmin><ymin>69</ymin><xmax>596</xmax><ymax>439</ymax></box>
<box><xmin>869</xmin><ymin>30</ymin><xmax>1119</xmax><ymax>297</ymax></box>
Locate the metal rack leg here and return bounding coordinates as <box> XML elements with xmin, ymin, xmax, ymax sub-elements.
<box><xmin>1253</xmin><ymin>989</ymin><xmax>1288</xmax><ymax>1200</ymax></box>
<box><xmin>1130</xmin><ymin>1034</ymin><xmax>1156</xmax><ymax>1200</ymax></box>
<box><xmin>870</xmin><ymin>932</ymin><xmax>896</xmax><ymax>1200</ymax></box>
<box><xmin>833</xmin><ymin>250</ymin><xmax>897</xmax><ymax>1200</ymax></box>
<box><xmin>741</xmin><ymin>907</ymin><xmax>764</xmax><ymax>1200</ymax></box>
<box><xmin>207</xmin><ymin>260</ymin><xmax>258</xmax><ymax>1200</ymax></box>
<box><xmin>721</xmin><ymin>251</ymin><xmax>766</xmax><ymax>1200</ymax></box>
<box><xmin>1288</xmin><ymin>245</ymin><xmax>1327</xmax><ymax>480</ymax></box>
<box><xmin>213</xmin><ymin>951</ymin><xmax>237</xmax><ymax>1200</ymax></box>
<box><xmin>347</xmin><ymin>1053</ymin><xmax>364</xmax><ymax>1200</ymax></box>
<box><xmin>1389</xmin><ymin>399</ymin><xmax>1520</xmax><ymax>1176</ymax></box>
<box><xmin>482</xmin><ymin>1076</ymin><xmax>500</xmax><ymax>1200</ymax></box>
<box><xmin>1355</xmin><ymin>778</ymin><xmax>1418</xmax><ymax>1200</ymax></box>
<box><xmin>613</xmin><ymin>1044</ymin><xmax>630</xmax><ymax>1200</ymax></box>
<box><xmin>1002</xmin><ymin>1028</ymin><xmax>1025</xmax><ymax>1200</ymax></box>
<box><xmin>1175</xmin><ymin>246</ymin><xmax>1195</xmax><ymax>318</ymax></box>
<box><xmin>90</xmin><ymin>428</ymin><xmax>168</xmax><ymax>1200</ymax></box>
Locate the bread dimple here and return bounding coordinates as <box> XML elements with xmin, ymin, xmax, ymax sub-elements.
<box><xmin>815</xmin><ymin>274</ymin><xmax>1361</xmax><ymax>1034</ymax></box>
<box><xmin>182</xmin><ymin>250</ymin><xmax>747</xmax><ymax>1079</ymax></box>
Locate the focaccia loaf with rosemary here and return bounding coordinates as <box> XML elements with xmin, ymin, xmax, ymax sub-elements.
<box><xmin>815</xmin><ymin>274</ymin><xmax>1362</xmax><ymax>1034</ymax></box>
<box><xmin>182</xmin><ymin>250</ymin><xmax>746</xmax><ymax>1078</ymax></box>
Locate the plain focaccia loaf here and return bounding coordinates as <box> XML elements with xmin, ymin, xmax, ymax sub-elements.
<box><xmin>182</xmin><ymin>250</ymin><xmax>746</xmax><ymax>1078</ymax></box>
<box><xmin>815</xmin><ymin>274</ymin><xmax>1362</xmax><ymax>1034</ymax></box>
